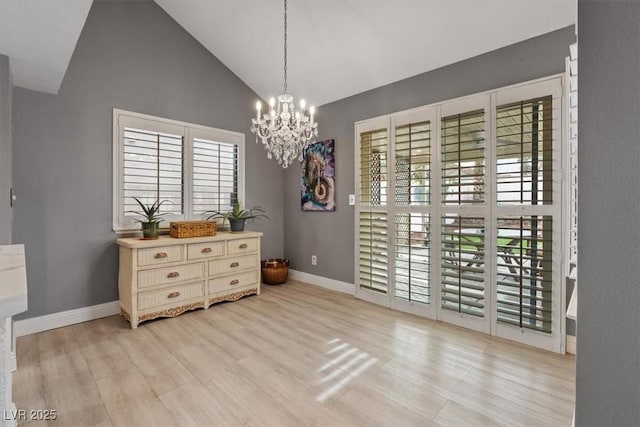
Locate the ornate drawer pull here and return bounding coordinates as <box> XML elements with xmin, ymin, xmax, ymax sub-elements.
<box><xmin>167</xmin><ymin>272</ymin><xmax>180</xmax><ymax>278</ymax></box>
<box><xmin>230</xmin><ymin>279</ymin><xmax>239</xmax><ymax>285</ymax></box>
<box><xmin>201</xmin><ymin>247</ymin><xmax>212</xmax><ymax>253</ymax></box>
<box><xmin>239</xmin><ymin>243</ymin><xmax>248</xmax><ymax>249</ymax></box>
<box><xmin>154</xmin><ymin>252</ymin><xmax>168</xmax><ymax>259</ymax></box>
<box><xmin>230</xmin><ymin>262</ymin><xmax>239</xmax><ymax>268</ymax></box>
<box><xmin>167</xmin><ymin>291</ymin><xmax>180</xmax><ymax>299</ymax></box>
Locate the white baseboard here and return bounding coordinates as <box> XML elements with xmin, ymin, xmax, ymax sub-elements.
<box><xmin>14</xmin><ymin>271</ymin><xmax>354</xmax><ymax>336</ymax></box>
<box><xmin>566</xmin><ymin>334</ymin><xmax>576</xmax><ymax>355</ymax></box>
<box><xmin>288</xmin><ymin>270</ymin><xmax>355</xmax><ymax>295</ymax></box>
<box><xmin>15</xmin><ymin>300</ymin><xmax>120</xmax><ymax>337</ymax></box>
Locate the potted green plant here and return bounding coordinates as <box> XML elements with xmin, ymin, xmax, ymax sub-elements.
<box><xmin>128</xmin><ymin>197</ymin><xmax>168</xmax><ymax>239</ymax></box>
<box><xmin>205</xmin><ymin>200</ymin><xmax>268</xmax><ymax>232</ymax></box>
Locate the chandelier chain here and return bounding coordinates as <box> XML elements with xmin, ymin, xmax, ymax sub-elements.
<box><xmin>283</xmin><ymin>0</ymin><xmax>288</xmax><ymax>94</ymax></box>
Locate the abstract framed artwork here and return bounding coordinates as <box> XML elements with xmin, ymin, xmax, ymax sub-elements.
<box><xmin>301</xmin><ymin>139</ymin><xmax>335</xmax><ymax>211</ymax></box>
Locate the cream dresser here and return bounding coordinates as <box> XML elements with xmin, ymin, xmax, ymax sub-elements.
<box><xmin>117</xmin><ymin>232</ymin><xmax>262</xmax><ymax>328</ymax></box>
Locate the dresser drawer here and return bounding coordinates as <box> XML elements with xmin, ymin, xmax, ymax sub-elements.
<box><xmin>138</xmin><ymin>282</ymin><xmax>204</xmax><ymax>310</ymax></box>
<box><xmin>209</xmin><ymin>254</ymin><xmax>258</xmax><ymax>276</ymax></box>
<box><xmin>208</xmin><ymin>271</ymin><xmax>259</xmax><ymax>293</ymax></box>
<box><xmin>138</xmin><ymin>263</ymin><xmax>205</xmax><ymax>288</ymax></box>
<box><xmin>138</xmin><ymin>246</ymin><xmax>183</xmax><ymax>267</ymax></box>
<box><xmin>227</xmin><ymin>238</ymin><xmax>258</xmax><ymax>255</ymax></box>
<box><xmin>187</xmin><ymin>241</ymin><xmax>225</xmax><ymax>260</ymax></box>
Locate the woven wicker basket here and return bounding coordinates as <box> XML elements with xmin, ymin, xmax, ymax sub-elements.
<box><xmin>261</xmin><ymin>258</ymin><xmax>289</xmax><ymax>285</ymax></box>
<box><xmin>169</xmin><ymin>221</ymin><xmax>217</xmax><ymax>238</ymax></box>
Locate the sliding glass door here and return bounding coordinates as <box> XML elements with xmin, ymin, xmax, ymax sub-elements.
<box><xmin>491</xmin><ymin>80</ymin><xmax>562</xmax><ymax>350</ymax></box>
<box><xmin>391</xmin><ymin>110</ymin><xmax>436</xmax><ymax>318</ymax></box>
<box><xmin>357</xmin><ymin>117</ymin><xmax>390</xmax><ymax>307</ymax></box>
<box><xmin>438</xmin><ymin>96</ymin><xmax>492</xmax><ymax>333</ymax></box>
<box><xmin>355</xmin><ymin>77</ymin><xmax>564</xmax><ymax>352</ymax></box>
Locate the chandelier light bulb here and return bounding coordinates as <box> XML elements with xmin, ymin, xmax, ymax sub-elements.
<box><xmin>269</xmin><ymin>98</ymin><xmax>275</xmax><ymax>108</ymax></box>
<box><xmin>256</xmin><ymin>101</ymin><xmax>262</xmax><ymax>119</ymax></box>
<box><xmin>300</xmin><ymin>99</ymin><xmax>306</xmax><ymax>110</ymax></box>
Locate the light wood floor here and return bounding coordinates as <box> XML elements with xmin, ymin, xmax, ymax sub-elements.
<box><xmin>13</xmin><ymin>281</ymin><xmax>575</xmax><ymax>427</ymax></box>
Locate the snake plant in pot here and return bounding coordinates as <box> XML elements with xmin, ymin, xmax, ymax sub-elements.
<box><xmin>128</xmin><ymin>197</ymin><xmax>168</xmax><ymax>239</ymax></box>
<box><xmin>205</xmin><ymin>200</ymin><xmax>268</xmax><ymax>232</ymax></box>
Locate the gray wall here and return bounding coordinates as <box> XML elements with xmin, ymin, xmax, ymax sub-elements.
<box><xmin>12</xmin><ymin>0</ymin><xmax>284</xmax><ymax>319</ymax></box>
<box><xmin>283</xmin><ymin>27</ymin><xmax>576</xmax><ymax>285</ymax></box>
<box><xmin>576</xmin><ymin>0</ymin><xmax>640</xmax><ymax>425</ymax></box>
<box><xmin>0</xmin><ymin>55</ymin><xmax>12</xmax><ymax>245</ymax></box>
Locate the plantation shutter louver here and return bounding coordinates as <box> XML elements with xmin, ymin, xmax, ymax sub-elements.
<box><xmin>441</xmin><ymin>110</ymin><xmax>485</xmax><ymax>205</ymax></box>
<box><xmin>192</xmin><ymin>138</ymin><xmax>238</xmax><ymax>216</ymax></box>
<box><xmin>441</xmin><ymin>214</ymin><xmax>485</xmax><ymax>317</ymax></box>
<box><xmin>360</xmin><ymin>129</ymin><xmax>388</xmax><ymax>206</ymax></box>
<box><xmin>359</xmin><ymin>211</ymin><xmax>388</xmax><ymax>293</ymax></box>
<box><xmin>496</xmin><ymin>216</ymin><xmax>553</xmax><ymax>333</ymax></box>
<box><xmin>395</xmin><ymin>213</ymin><xmax>431</xmax><ymax>303</ymax></box>
<box><xmin>496</xmin><ymin>96</ymin><xmax>553</xmax><ymax>205</ymax></box>
<box><xmin>123</xmin><ymin>126</ymin><xmax>184</xmax><ymax>218</ymax></box>
<box><xmin>395</xmin><ymin>121</ymin><xmax>431</xmax><ymax>205</ymax></box>
<box><xmin>567</xmin><ymin>43</ymin><xmax>578</xmax><ymax>265</ymax></box>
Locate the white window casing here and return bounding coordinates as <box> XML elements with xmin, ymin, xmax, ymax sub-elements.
<box><xmin>113</xmin><ymin>109</ymin><xmax>245</xmax><ymax>232</ymax></box>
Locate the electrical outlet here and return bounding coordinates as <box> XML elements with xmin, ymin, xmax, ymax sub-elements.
<box><xmin>311</xmin><ymin>255</ymin><xmax>317</xmax><ymax>265</ymax></box>
<box><xmin>349</xmin><ymin>194</ymin><xmax>355</xmax><ymax>205</ymax></box>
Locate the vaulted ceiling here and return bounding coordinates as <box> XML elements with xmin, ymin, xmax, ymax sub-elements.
<box><xmin>0</xmin><ymin>0</ymin><xmax>576</xmax><ymax>105</ymax></box>
<box><xmin>0</xmin><ymin>0</ymin><xmax>93</xmax><ymax>94</ymax></box>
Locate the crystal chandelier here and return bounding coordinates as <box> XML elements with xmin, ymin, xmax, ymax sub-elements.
<box><xmin>250</xmin><ymin>0</ymin><xmax>318</xmax><ymax>168</ymax></box>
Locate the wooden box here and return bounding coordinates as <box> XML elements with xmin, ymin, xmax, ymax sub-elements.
<box><xmin>169</xmin><ymin>221</ymin><xmax>217</xmax><ymax>238</ymax></box>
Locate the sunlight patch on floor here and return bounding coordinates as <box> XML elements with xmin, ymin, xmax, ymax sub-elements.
<box><xmin>315</xmin><ymin>338</ymin><xmax>378</xmax><ymax>402</ymax></box>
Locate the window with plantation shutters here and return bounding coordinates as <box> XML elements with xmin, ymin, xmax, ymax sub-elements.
<box><xmin>496</xmin><ymin>96</ymin><xmax>553</xmax><ymax>205</ymax></box>
<box><xmin>441</xmin><ymin>110</ymin><xmax>485</xmax><ymax>205</ymax></box>
<box><xmin>358</xmin><ymin>211</ymin><xmax>388</xmax><ymax>293</ymax></box>
<box><xmin>113</xmin><ymin>109</ymin><xmax>244</xmax><ymax>231</ymax></box>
